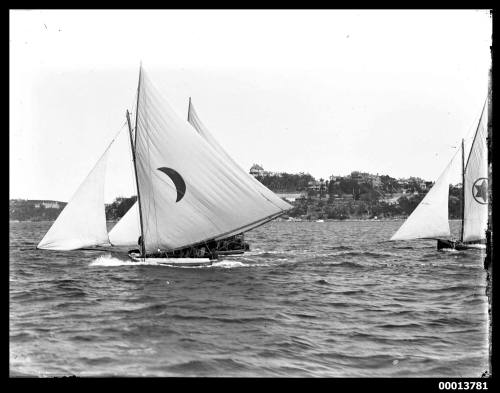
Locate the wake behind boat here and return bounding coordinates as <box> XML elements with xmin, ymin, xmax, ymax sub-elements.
<box><xmin>390</xmin><ymin>88</ymin><xmax>489</xmax><ymax>251</ymax></box>
<box><xmin>37</xmin><ymin>65</ymin><xmax>292</xmax><ymax>265</ymax></box>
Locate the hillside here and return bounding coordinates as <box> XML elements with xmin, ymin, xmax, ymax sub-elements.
<box><xmin>9</xmin><ymin>171</ymin><xmax>463</xmax><ymax>222</ymax></box>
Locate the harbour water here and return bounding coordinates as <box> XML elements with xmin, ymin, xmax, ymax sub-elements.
<box><xmin>9</xmin><ymin>220</ymin><xmax>489</xmax><ymax>377</ymax></box>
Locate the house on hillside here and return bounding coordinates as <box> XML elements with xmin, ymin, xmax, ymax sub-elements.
<box><xmin>349</xmin><ymin>171</ymin><xmax>381</xmax><ymax>188</ymax></box>
<box><xmin>249</xmin><ymin>164</ymin><xmax>265</xmax><ymax>177</ymax></box>
<box><xmin>307</xmin><ymin>179</ymin><xmax>327</xmax><ymax>195</ymax></box>
<box><xmin>32</xmin><ymin>200</ymin><xmax>62</xmax><ymax>209</ymax></box>
<box><xmin>307</xmin><ymin>180</ymin><xmax>321</xmax><ymax>191</ymax></box>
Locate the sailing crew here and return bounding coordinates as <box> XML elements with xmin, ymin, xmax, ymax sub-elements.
<box><xmin>198</xmin><ymin>247</ymin><xmax>206</xmax><ymax>257</ymax></box>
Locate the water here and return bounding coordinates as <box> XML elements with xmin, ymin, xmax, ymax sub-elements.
<box><xmin>10</xmin><ymin>220</ymin><xmax>489</xmax><ymax>377</ymax></box>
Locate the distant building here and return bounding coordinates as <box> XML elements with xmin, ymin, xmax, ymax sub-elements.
<box><xmin>32</xmin><ymin>200</ymin><xmax>62</xmax><ymax>209</ymax></box>
<box><xmin>350</xmin><ymin>171</ymin><xmax>363</xmax><ymax>182</ymax></box>
<box><xmin>397</xmin><ymin>178</ymin><xmax>410</xmax><ymax>190</ymax></box>
<box><xmin>275</xmin><ymin>192</ymin><xmax>307</xmax><ymax>202</ymax></box>
<box><xmin>307</xmin><ymin>180</ymin><xmax>321</xmax><ymax>191</ymax></box>
<box><xmin>250</xmin><ymin>164</ymin><xmax>265</xmax><ymax>177</ymax></box>
<box><xmin>383</xmin><ymin>196</ymin><xmax>400</xmax><ymax>205</ymax></box>
<box><xmin>307</xmin><ymin>179</ymin><xmax>326</xmax><ymax>192</ymax></box>
<box><xmin>349</xmin><ymin>171</ymin><xmax>381</xmax><ymax>188</ymax></box>
<box><xmin>370</xmin><ymin>175</ymin><xmax>382</xmax><ymax>188</ymax></box>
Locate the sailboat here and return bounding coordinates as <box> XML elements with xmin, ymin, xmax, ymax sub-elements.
<box><xmin>37</xmin><ymin>65</ymin><xmax>292</xmax><ymax>266</ymax></box>
<box><xmin>390</xmin><ymin>94</ymin><xmax>489</xmax><ymax>250</ymax></box>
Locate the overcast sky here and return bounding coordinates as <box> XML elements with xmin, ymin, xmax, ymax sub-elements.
<box><xmin>10</xmin><ymin>9</ymin><xmax>492</xmax><ymax>202</ymax></box>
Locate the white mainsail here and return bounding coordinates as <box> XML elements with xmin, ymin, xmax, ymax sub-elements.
<box><xmin>109</xmin><ymin>96</ymin><xmax>293</xmax><ymax>248</ymax></box>
<box><xmin>462</xmin><ymin>101</ymin><xmax>488</xmax><ymax>242</ymax></box>
<box><xmin>37</xmin><ymin>146</ymin><xmax>112</xmax><ymax>250</ymax></box>
<box><xmin>390</xmin><ymin>154</ymin><xmax>458</xmax><ymax>241</ymax></box>
<box><xmin>129</xmin><ymin>69</ymin><xmax>291</xmax><ymax>253</ymax></box>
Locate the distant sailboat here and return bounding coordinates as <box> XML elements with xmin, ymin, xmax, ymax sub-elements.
<box><xmin>390</xmin><ymin>94</ymin><xmax>489</xmax><ymax>250</ymax></box>
<box><xmin>38</xmin><ymin>65</ymin><xmax>292</xmax><ymax>265</ymax></box>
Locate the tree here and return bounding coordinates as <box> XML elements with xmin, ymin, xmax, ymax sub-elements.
<box><xmin>106</xmin><ymin>196</ymin><xmax>137</xmax><ymax>220</ymax></box>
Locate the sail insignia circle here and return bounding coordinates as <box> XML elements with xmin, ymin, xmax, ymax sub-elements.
<box><xmin>157</xmin><ymin>167</ymin><xmax>186</xmax><ymax>202</ymax></box>
<box><xmin>472</xmin><ymin>177</ymin><xmax>488</xmax><ymax>205</ymax></box>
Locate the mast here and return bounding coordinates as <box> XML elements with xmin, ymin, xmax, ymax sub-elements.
<box><xmin>460</xmin><ymin>138</ymin><xmax>465</xmax><ymax>242</ymax></box>
<box><xmin>187</xmin><ymin>96</ymin><xmax>191</xmax><ymax>122</ymax></box>
<box><xmin>127</xmin><ymin>64</ymin><xmax>146</xmax><ymax>257</ymax></box>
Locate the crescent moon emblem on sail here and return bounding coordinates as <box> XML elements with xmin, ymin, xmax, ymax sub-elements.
<box><xmin>157</xmin><ymin>167</ymin><xmax>186</xmax><ymax>202</ymax></box>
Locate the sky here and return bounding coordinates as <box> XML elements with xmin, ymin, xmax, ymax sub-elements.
<box><xmin>10</xmin><ymin>9</ymin><xmax>492</xmax><ymax>203</ymax></box>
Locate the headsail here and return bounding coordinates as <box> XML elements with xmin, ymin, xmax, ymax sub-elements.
<box><xmin>390</xmin><ymin>153</ymin><xmax>458</xmax><ymax>241</ymax></box>
<box><xmin>187</xmin><ymin>99</ymin><xmax>292</xmax><ymax>214</ymax></box>
<box><xmin>37</xmin><ymin>146</ymin><xmax>112</xmax><ymax>250</ymax></box>
<box><xmin>130</xmin><ymin>69</ymin><xmax>291</xmax><ymax>253</ymax></box>
<box><xmin>109</xmin><ymin>202</ymin><xmax>140</xmax><ymax>246</ymax></box>
<box><xmin>462</xmin><ymin>100</ymin><xmax>488</xmax><ymax>242</ymax></box>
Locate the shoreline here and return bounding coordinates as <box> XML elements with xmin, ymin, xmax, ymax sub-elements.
<box><xmin>11</xmin><ymin>218</ymin><xmax>464</xmax><ymax>223</ymax></box>
<box><xmin>278</xmin><ymin>218</ymin><xmax>462</xmax><ymax>222</ymax></box>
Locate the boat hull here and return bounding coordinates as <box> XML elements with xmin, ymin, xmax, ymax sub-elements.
<box><xmin>128</xmin><ymin>251</ymin><xmax>212</xmax><ymax>266</ymax></box>
<box><xmin>437</xmin><ymin>239</ymin><xmax>486</xmax><ymax>251</ymax></box>
<box><xmin>216</xmin><ymin>250</ymin><xmax>245</xmax><ymax>256</ymax></box>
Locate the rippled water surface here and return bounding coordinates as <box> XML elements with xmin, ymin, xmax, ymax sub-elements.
<box><xmin>10</xmin><ymin>220</ymin><xmax>489</xmax><ymax>377</ymax></box>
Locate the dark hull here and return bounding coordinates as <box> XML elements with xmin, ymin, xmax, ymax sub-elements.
<box><xmin>437</xmin><ymin>239</ymin><xmax>486</xmax><ymax>250</ymax></box>
<box><xmin>217</xmin><ymin>250</ymin><xmax>246</xmax><ymax>256</ymax></box>
<box><xmin>128</xmin><ymin>237</ymin><xmax>250</xmax><ymax>260</ymax></box>
<box><xmin>128</xmin><ymin>251</ymin><xmax>212</xmax><ymax>266</ymax></box>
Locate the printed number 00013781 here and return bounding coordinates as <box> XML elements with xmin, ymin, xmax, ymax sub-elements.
<box><xmin>438</xmin><ymin>382</ymin><xmax>488</xmax><ymax>390</ymax></box>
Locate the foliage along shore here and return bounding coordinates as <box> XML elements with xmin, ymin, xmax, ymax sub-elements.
<box><xmin>9</xmin><ymin>171</ymin><xmax>464</xmax><ymax>222</ymax></box>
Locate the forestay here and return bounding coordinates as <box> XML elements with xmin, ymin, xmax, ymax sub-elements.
<box><xmin>130</xmin><ymin>70</ymin><xmax>291</xmax><ymax>253</ymax></box>
<box><xmin>37</xmin><ymin>146</ymin><xmax>112</xmax><ymax>250</ymax></box>
<box><xmin>390</xmin><ymin>153</ymin><xmax>458</xmax><ymax>241</ymax></box>
<box><xmin>462</xmin><ymin>101</ymin><xmax>488</xmax><ymax>242</ymax></box>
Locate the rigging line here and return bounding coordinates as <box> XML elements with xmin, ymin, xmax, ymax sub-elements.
<box><xmin>132</xmin><ymin>65</ymin><xmax>147</xmax><ymax>259</ymax></box>
<box><xmin>132</xmin><ymin>87</ymin><xmax>139</xmax><ymax>133</ymax></box>
<box><xmin>131</xmin><ymin>88</ymin><xmax>141</xmax><ymax>244</ymax></box>
<box><xmin>102</xmin><ymin>120</ymin><xmax>127</xmax><ymax>241</ymax></box>
<box><xmin>96</xmin><ymin>134</ymin><xmax>121</xmax><ymax>245</ymax></box>
<box><xmin>462</xmin><ymin>95</ymin><xmax>488</xmax><ymax>143</ymax></box>
<box><xmin>170</xmin><ymin>210</ymin><xmax>288</xmax><ymax>252</ymax></box>
<box><xmin>105</xmin><ymin>119</ymin><xmax>128</xmax><ymax>146</ymax></box>
<box><xmin>464</xmin><ymin>97</ymin><xmax>488</xmax><ymax>171</ymax></box>
<box><xmin>91</xmin><ymin>120</ymin><xmax>127</xmax><ymax>169</ymax></box>
<box><xmin>257</xmin><ymin>189</ymin><xmax>290</xmax><ymax>211</ymax></box>
<box><xmin>125</xmin><ymin>88</ymin><xmax>141</xmax><ymax>248</ymax></box>
<box><xmin>103</xmin><ymin>118</ymin><xmax>132</xmax><ymax>247</ymax></box>
<box><xmin>142</xmin><ymin>75</ymin><xmax>160</xmax><ymax>252</ymax></box>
